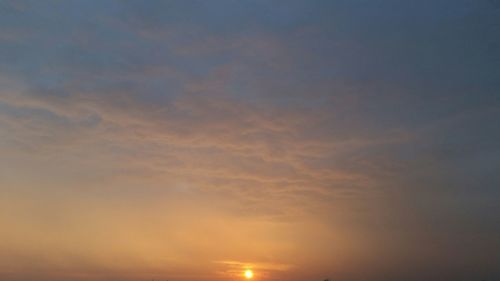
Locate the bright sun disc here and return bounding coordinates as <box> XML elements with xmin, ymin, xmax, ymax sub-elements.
<box><xmin>244</xmin><ymin>269</ymin><xmax>253</xmax><ymax>279</ymax></box>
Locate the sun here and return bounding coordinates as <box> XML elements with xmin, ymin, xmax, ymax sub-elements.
<box><xmin>244</xmin><ymin>269</ymin><xmax>253</xmax><ymax>279</ymax></box>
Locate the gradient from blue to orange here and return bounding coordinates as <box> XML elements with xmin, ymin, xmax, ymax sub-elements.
<box><xmin>0</xmin><ymin>1</ymin><xmax>499</xmax><ymax>281</ymax></box>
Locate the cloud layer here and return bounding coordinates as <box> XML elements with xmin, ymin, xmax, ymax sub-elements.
<box><xmin>1</xmin><ymin>1</ymin><xmax>499</xmax><ymax>281</ymax></box>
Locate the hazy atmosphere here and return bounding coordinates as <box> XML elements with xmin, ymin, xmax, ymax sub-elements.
<box><xmin>1</xmin><ymin>1</ymin><xmax>499</xmax><ymax>281</ymax></box>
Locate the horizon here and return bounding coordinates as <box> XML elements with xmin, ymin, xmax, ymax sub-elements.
<box><xmin>0</xmin><ymin>1</ymin><xmax>499</xmax><ymax>281</ymax></box>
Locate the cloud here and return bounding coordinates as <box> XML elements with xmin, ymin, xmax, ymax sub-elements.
<box><xmin>1</xmin><ymin>1</ymin><xmax>500</xmax><ymax>281</ymax></box>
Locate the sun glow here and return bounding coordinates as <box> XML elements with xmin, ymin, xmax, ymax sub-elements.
<box><xmin>244</xmin><ymin>269</ymin><xmax>253</xmax><ymax>279</ymax></box>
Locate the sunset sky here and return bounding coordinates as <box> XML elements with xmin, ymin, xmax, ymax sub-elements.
<box><xmin>1</xmin><ymin>1</ymin><xmax>499</xmax><ymax>281</ymax></box>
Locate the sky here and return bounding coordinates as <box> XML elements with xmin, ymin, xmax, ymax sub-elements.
<box><xmin>0</xmin><ymin>1</ymin><xmax>499</xmax><ymax>281</ymax></box>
